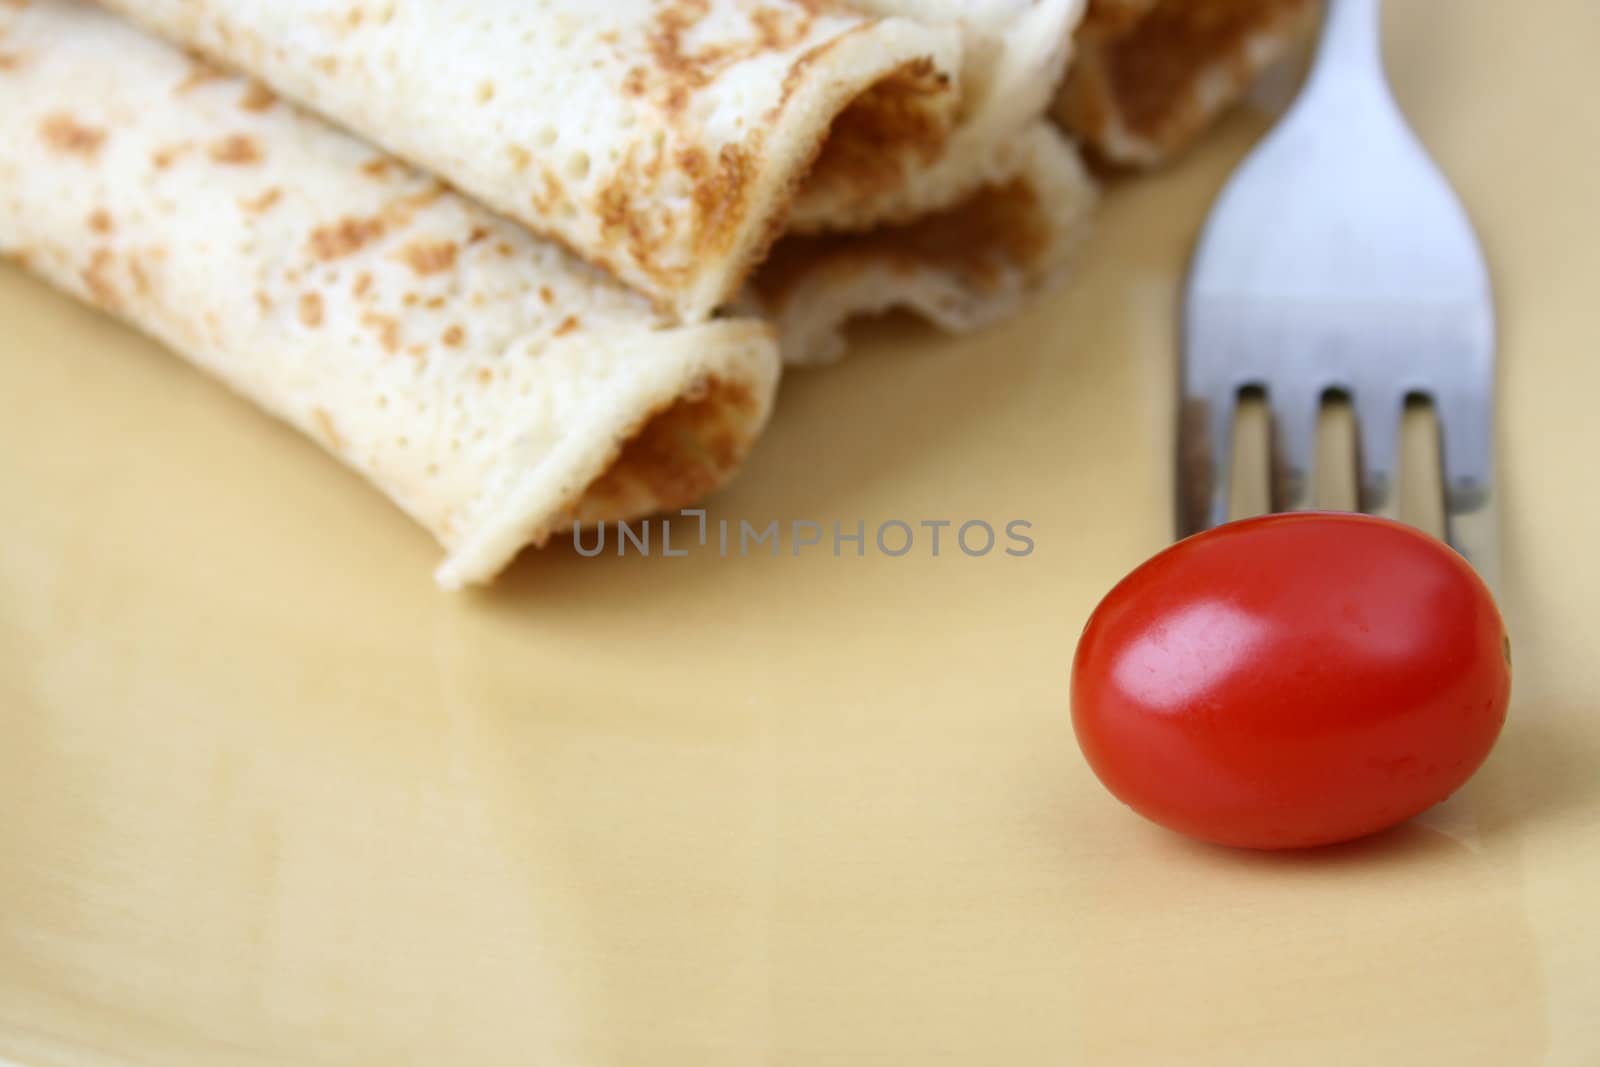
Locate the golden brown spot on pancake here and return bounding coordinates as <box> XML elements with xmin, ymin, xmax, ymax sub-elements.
<box><xmin>647</xmin><ymin>0</ymin><xmax>713</xmax><ymax>93</ymax></box>
<box><xmin>402</xmin><ymin>292</ymin><xmax>419</xmax><ymax>308</ymax></box>
<box><xmin>209</xmin><ymin>134</ymin><xmax>262</xmax><ymax>165</ymax></box>
<box><xmin>399</xmin><ymin>239</ymin><xmax>458</xmax><ymax>275</ymax></box>
<box><xmin>496</xmin><ymin>241</ymin><xmax>515</xmax><ymax>257</ymax></box>
<box><xmin>751</xmin><ymin>9</ymin><xmax>786</xmax><ymax>49</ymax></box>
<box><xmin>593</xmin><ymin>176</ymin><xmax>654</xmax><ymax>277</ymax></box>
<box><xmin>442</xmin><ymin>324</ymin><xmax>465</xmax><ymax>347</ymax></box>
<box><xmin>532</xmin><ymin>171</ymin><xmax>564</xmax><ymax>216</ymax></box>
<box><xmin>475</xmin><ymin>367</ymin><xmax>493</xmax><ymax>385</ymax></box>
<box><xmin>751</xmin><ymin>7</ymin><xmax>817</xmax><ymax>52</ymax></box>
<box><xmin>40</xmin><ymin>114</ymin><xmax>105</xmax><ymax>158</ymax></box>
<box><xmin>425</xmin><ymin>295</ymin><xmax>446</xmax><ymax>310</ymax></box>
<box><xmin>239</xmin><ymin>82</ymin><xmax>277</xmax><ymax>111</ymax></box>
<box><xmin>467</xmin><ymin>226</ymin><xmax>490</xmax><ymax>244</ymax></box>
<box><xmin>11</xmin><ymin>250</ymin><xmax>33</xmax><ymax>270</ymax></box>
<box><xmin>507</xmin><ymin>144</ymin><xmax>532</xmax><ymax>171</ymax></box>
<box><xmin>345</xmin><ymin>6</ymin><xmax>365</xmax><ymax>27</ymax></box>
<box><xmin>152</xmin><ymin>143</ymin><xmax>190</xmax><ymax>169</ymax></box>
<box><xmin>0</xmin><ymin>52</ymin><xmax>23</xmax><ymax>71</ymax></box>
<box><xmin>361</xmin><ymin>311</ymin><xmax>401</xmax><ymax>353</ymax></box>
<box><xmin>553</xmin><ymin>315</ymin><xmax>580</xmax><ymax>337</ymax></box>
<box><xmin>686</xmin><ymin>142</ymin><xmax>754</xmax><ymax>258</ymax></box>
<box><xmin>381</xmin><ymin>182</ymin><xmax>448</xmax><ymax>227</ymax></box>
<box><xmin>311</xmin><ymin>407</ymin><xmax>344</xmax><ymax>452</ymax></box>
<box><xmin>175</xmin><ymin>56</ymin><xmax>225</xmax><ymax>93</ymax></box>
<box><xmin>642</xmin><ymin>139</ymin><xmax>668</xmax><ymax>183</ymax></box>
<box><xmin>588</xmin><ymin>138</ymin><xmax>687</xmax><ymax>282</ymax></box>
<box><xmin>476</xmin><ymin>80</ymin><xmax>496</xmax><ymax>103</ymax></box>
<box><xmin>298</xmin><ymin>291</ymin><xmax>324</xmax><ymax>327</ymax></box>
<box><xmin>538</xmin><ymin>286</ymin><xmax>554</xmax><ymax>304</ymax></box>
<box><xmin>361</xmin><ymin>157</ymin><xmax>393</xmax><ymax>180</ymax></box>
<box><xmin>644</xmin><ymin>0</ymin><xmax>820</xmax><ymax>109</ymax></box>
<box><xmin>241</xmin><ymin>187</ymin><xmax>282</xmax><ymax>214</ymax></box>
<box><xmin>407</xmin><ymin>343</ymin><xmax>426</xmax><ymax>357</ymax></box>
<box><xmin>129</xmin><ymin>258</ymin><xmax>151</xmax><ymax>297</ymax></box>
<box><xmin>255</xmin><ymin>290</ymin><xmax>271</xmax><ymax>313</ymax></box>
<box><xmin>82</xmin><ymin>248</ymin><xmax>119</xmax><ymax>310</ymax></box>
<box><xmin>353</xmin><ymin>271</ymin><xmax>373</xmax><ymax>297</ymax></box>
<box><xmin>87</xmin><ymin>209</ymin><xmax>113</xmax><ymax>235</ymax></box>
<box><xmin>310</xmin><ymin>215</ymin><xmax>385</xmax><ymax>260</ymax></box>
<box><xmin>314</xmin><ymin>54</ymin><xmax>339</xmax><ymax>75</ymax></box>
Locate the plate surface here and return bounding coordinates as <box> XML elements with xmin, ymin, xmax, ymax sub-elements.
<box><xmin>3</xmin><ymin>2</ymin><xmax>1598</xmax><ymax>1064</ymax></box>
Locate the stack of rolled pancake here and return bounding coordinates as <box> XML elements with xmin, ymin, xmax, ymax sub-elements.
<box><xmin>0</xmin><ymin>0</ymin><xmax>1315</xmax><ymax>587</ymax></box>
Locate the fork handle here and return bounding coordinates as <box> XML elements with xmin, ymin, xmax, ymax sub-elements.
<box><xmin>1309</xmin><ymin>0</ymin><xmax>1385</xmax><ymax>92</ymax></box>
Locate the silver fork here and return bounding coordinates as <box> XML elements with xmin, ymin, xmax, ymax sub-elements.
<box><xmin>1179</xmin><ymin>0</ymin><xmax>1498</xmax><ymax>589</ymax></box>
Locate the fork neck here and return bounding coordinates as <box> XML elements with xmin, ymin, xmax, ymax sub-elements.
<box><xmin>1307</xmin><ymin>0</ymin><xmax>1386</xmax><ymax>93</ymax></box>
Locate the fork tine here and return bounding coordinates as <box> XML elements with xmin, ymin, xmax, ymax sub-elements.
<box><xmin>1177</xmin><ymin>387</ymin><xmax>1236</xmax><ymax>538</ymax></box>
<box><xmin>1436</xmin><ymin>386</ymin><xmax>1499</xmax><ymax>587</ymax></box>
<box><xmin>1353</xmin><ymin>387</ymin><xmax>1402</xmax><ymax>519</ymax></box>
<box><xmin>1269</xmin><ymin>385</ymin><xmax>1320</xmax><ymax>512</ymax></box>
<box><xmin>1437</xmin><ymin>387</ymin><xmax>1495</xmax><ymax>515</ymax></box>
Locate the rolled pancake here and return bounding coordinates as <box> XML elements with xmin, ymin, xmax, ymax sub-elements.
<box><xmin>96</xmin><ymin>0</ymin><xmax>1090</xmax><ymax>321</ymax></box>
<box><xmin>0</xmin><ymin>0</ymin><xmax>780</xmax><ymax>589</ymax></box>
<box><xmin>1057</xmin><ymin>0</ymin><xmax>1320</xmax><ymax>168</ymax></box>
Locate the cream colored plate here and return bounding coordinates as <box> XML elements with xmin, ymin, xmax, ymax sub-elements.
<box><xmin>3</xmin><ymin>2</ymin><xmax>1598</xmax><ymax>1064</ymax></box>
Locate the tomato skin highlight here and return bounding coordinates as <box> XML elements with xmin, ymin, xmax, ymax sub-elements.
<box><xmin>1071</xmin><ymin>513</ymin><xmax>1510</xmax><ymax>850</ymax></box>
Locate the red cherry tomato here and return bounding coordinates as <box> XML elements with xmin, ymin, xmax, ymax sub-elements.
<box><xmin>1071</xmin><ymin>513</ymin><xmax>1510</xmax><ymax>850</ymax></box>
